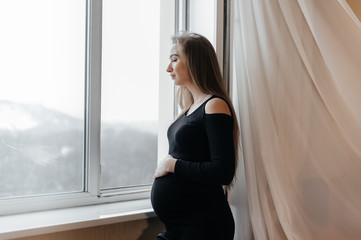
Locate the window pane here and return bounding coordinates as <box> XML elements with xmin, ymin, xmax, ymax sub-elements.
<box><xmin>188</xmin><ymin>0</ymin><xmax>216</xmax><ymax>46</ymax></box>
<box><xmin>101</xmin><ymin>0</ymin><xmax>160</xmax><ymax>189</ymax></box>
<box><xmin>0</xmin><ymin>0</ymin><xmax>86</xmax><ymax>198</ymax></box>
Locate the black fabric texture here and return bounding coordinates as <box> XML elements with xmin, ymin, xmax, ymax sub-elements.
<box><xmin>151</xmin><ymin>96</ymin><xmax>235</xmax><ymax>240</ymax></box>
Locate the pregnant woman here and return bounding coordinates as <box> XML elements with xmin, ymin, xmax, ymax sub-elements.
<box><xmin>151</xmin><ymin>32</ymin><xmax>239</xmax><ymax>240</ymax></box>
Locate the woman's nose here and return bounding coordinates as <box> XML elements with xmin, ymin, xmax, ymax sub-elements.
<box><xmin>166</xmin><ymin>63</ymin><xmax>172</xmax><ymax>72</ymax></box>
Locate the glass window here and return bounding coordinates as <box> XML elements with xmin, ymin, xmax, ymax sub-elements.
<box><xmin>0</xmin><ymin>0</ymin><xmax>86</xmax><ymax>198</ymax></box>
<box><xmin>188</xmin><ymin>0</ymin><xmax>216</xmax><ymax>46</ymax></box>
<box><xmin>0</xmin><ymin>0</ymin><xmax>175</xmax><ymax>215</ymax></box>
<box><xmin>101</xmin><ymin>0</ymin><xmax>160</xmax><ymax>189</ymax></box>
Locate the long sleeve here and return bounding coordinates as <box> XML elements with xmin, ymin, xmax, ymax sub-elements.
<box><xmin>174</xmin><ymin>114</ymin><xmax>235</xmax><ymax>185</ymax></box>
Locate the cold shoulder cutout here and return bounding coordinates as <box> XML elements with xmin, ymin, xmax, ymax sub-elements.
<box><xmin>205</xmin><ymin>97</ymin><xmax>232</xmax><ymax>116</ymax></box>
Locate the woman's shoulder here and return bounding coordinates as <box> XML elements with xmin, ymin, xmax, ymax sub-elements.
<box><xmin>205</xmin><ymin>96</ymin><xmax>232</xmax><ymax>116</ymax></box>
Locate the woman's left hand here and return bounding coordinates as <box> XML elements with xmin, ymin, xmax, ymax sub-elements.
<box><xmin>154</xmin><ymin>154</ymin><xmax>177</xmax><ymax>179</ymax></box>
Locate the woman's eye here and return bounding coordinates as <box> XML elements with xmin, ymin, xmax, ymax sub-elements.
<box><xmin>171</xmin><ymin>57</ymin><xmax>177</xmax><ymax>62</ymax></box>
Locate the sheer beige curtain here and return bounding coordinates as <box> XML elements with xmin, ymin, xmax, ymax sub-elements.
<box><xmin>232</xmin><ymin>0</ymin><xmax>361</xmax><ymax>239</ymax></box>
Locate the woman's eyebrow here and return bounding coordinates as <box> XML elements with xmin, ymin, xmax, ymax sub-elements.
<box><xmin>169</xmin><ymin>54</ymin><xmax>179</xmax><ymax>59</ymax></box>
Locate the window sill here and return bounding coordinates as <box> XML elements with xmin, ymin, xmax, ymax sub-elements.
<box><xmin>0</xmin><ymin>199</ymin><xmax>154</xmax><ymax>240</ymax></box>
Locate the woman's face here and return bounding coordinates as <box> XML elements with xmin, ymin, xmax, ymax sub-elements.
<box><xmin>166</xmin><ymin>44</ymin><xmax>191</xmax><ymax>86</ymax></box>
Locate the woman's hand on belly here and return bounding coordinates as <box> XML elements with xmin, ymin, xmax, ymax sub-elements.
<box><xmin>154</xmin><ymin>154</ymin><xmax>177</xmax><ymax>179</ymax></box>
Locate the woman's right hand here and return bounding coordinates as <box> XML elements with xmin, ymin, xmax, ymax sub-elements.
<box><xmin>153</xmin><ymin>154</ymin><xmax>177</xmax><ymax>179</ymax></box>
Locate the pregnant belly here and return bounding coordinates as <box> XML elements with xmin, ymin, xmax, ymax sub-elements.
<box><xmin>151</xmin><ymin>173</ymin><xmax>179</xmax><ymax>220</ymax></box>
<box><xmin>152</xmin><ymin>174</ymin><xmax>202</xmax><ymax>217</ymax></box>
<box><xmin>151</xmin><ymin>174</ymin><xmax>207</xmax><ymax>223</ymax></box>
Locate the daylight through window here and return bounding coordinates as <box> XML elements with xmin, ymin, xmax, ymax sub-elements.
<box><xmin>0</xmin><ymin>0</ymin><xmax>86</xmax><ymax>198</ymax></box>
<box><xmin>0</xmin><ymin>0</ymin><xmax>175</xmax><ymax>215</ymax></box>
<box><xmin>101</xmin><ymin>0</ymin><xmax>160</xmax><ymax>190</ymax></box>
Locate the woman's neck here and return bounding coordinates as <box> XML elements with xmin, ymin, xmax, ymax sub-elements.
<box><xmin>193</xmin><ymin>93</ymin><xmax>211</xmax><ymax>105</ymax></box>
<box><xmin>187</xmin><ymin>84</ymin><xmax>210</xmax><ymax>104</ymax></box>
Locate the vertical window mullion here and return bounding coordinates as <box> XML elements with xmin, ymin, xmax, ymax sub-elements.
<box><xmin>215</xmin><ymin>0</ymin><xmax>224</xmax><ymax>74</ymax></box>
<box><xmin>85</xmin><ymin>0</ymin><xmax>102</xmax><ymax>196</ymax></box>
<box><xmin>221</xmin><ymin>0</ymin><xmax>231</xmax><ymax>93</ymax></box>
<box><xmin>173</xmin><ymin>0</ymin><xmax>188</xmax><ymax>117</ymax></box>
<box><xmin>158</xmin><ymin>0</ymin><xmax>176</xmax><ymax>165</ymax></box>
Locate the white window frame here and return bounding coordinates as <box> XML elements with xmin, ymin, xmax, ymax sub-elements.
<box><xmin>0</xmin><ymin>0</ymin><xmax>176</xmax><ymax>216</ymax></box>
<box><xmin>0</xmin><ymin>0</ymin><xmax>230</xmax><ymax>217</ymax></box>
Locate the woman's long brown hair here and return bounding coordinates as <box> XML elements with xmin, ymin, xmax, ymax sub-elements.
<box><xmin>172</xmin><ymin>32</ymin><xmax>240</xmax><ymax>187</ymax></box>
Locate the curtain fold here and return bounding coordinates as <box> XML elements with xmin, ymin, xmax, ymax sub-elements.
<box><xmin>232</xmin><ymin>0</ymin><xmax>361</xmax><ymax>239</ymax></box>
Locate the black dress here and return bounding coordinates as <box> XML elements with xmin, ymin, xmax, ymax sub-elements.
<box><xmin>151</xmin><ymin>96</ymin><xmax>235</xmax><ymax>240</ymax></box>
